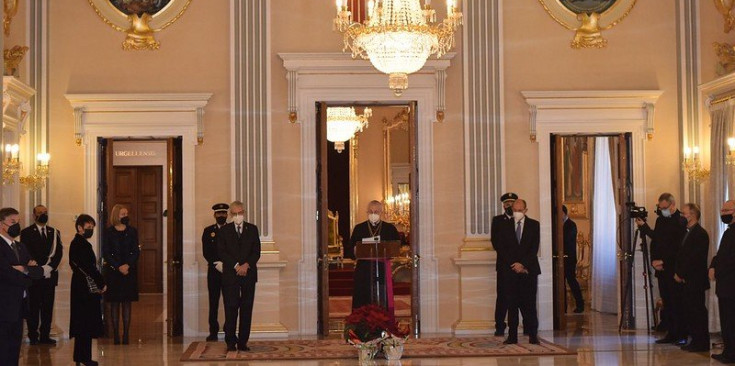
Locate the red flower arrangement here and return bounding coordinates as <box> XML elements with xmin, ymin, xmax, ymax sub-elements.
<box><xmin>344</xmin><ymin>304</ymin><xmax>410</xmax><ymax>344</ymax></box>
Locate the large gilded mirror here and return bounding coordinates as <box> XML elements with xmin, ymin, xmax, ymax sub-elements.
<box><xmin>538</xmin><ymin>0</ymin><xmax>637</xmax><ymax>48</ymax></box>
<box><xmin>87</xmin><ymin>0</ymin><xmax>192</xmax><ymax>50</ymax></box>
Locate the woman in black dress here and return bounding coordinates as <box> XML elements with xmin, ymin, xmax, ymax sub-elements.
<box><xmin>69</xmin><ymin>214</ymin><xmax>106</xmax><ymax>366</ymax></box>
<box><xmin>102</xmin><ymin>204</ymin><xmax>140</xmax><ymax>345</ymax></box>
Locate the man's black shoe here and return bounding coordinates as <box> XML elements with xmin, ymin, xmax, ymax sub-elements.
<box><xmin>493</xmin><ymin>330</ymin><xmax>504</xmax><ymax>336</ymax></box>
<box><xmin>503</xmin><ymin>337</ymin><xmax>518</xmax><ymax>345</ymax></box>
<box><xmin>226</xmin><ymin>343</ymin><xmax>237</xmax><ymax>352</ymax></box>
<box><xmin>573</xmin><ymin>307</ymin><xmax>584</xmax><ymax>313</ymax></box>
<box><xmin>29</xmin><ymin>338</ymin><xmax>39</xmax><ymax>345</ymax></box>
<box><xmin>205</xmin><ymin>334</ymin><xmax>218</xmax><ymax>342</ymax></box>
<box><xmin>529</xmin><ymin>335</ymin><xmax>540</xmax><ymax>345</ymax></box>
<box><xmin>39</xmin><ymin>338</ymin><xmax>57</xmax><ymax>345</ymax></box>
<box><xmin>238</xmin><ymin>344</ymin><xmax>250</xmax><ymax>352</ymax></box>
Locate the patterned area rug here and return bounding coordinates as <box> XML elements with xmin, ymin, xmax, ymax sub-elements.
<box><xmin>180</xmin><ymin>337</ymin><xmax>575</xmax><ymax>362</ymax></box>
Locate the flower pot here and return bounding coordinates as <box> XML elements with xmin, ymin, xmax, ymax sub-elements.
<box><xmin>356</xmin><ymin>343</ymin><xmax>378</xmax><ymax>363</ymax></box>
<box><xmin>383</xmin><ymin>343</ymin><xmax>404</xmax><ymax>360</ymax></box>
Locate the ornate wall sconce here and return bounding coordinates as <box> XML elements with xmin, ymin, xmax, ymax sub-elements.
<box><xmin>727</xmin><ymin>138</ymin><xmax>735</xmax><ymax>166</ymax></box>
<box><xmin>19</xmin><ymin>153</ymin><xmax>50</xmax><ymax>191</ymax></box>
<box><xmin>682</xmin><ymin>146</ymin><xmax>710</xmax><ymax>182</ymax></box>
<box><xmin>384</xmin><ymin>192</ymin><xmax>411</xmax><ymax>233</ymax></box>
<box><xmin>2</xmin><ymin>143</ymin><xmax>20</xmax><ymax>184</ymax></box>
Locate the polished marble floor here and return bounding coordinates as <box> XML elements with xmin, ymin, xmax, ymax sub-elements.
<box><xmin>19</xmin><ymin>295</ymin><xmax>726</xmax><ymax>365</ymax></box>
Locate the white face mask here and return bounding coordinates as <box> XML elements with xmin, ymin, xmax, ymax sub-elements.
<box><xmin>513</xmin><ymin>211</ymin><xmax>525</xmax><ymax>222</ymax></box>
<box><xmin>368</xmin><ymin>213</ymin><xmax>381</xmax><ymax>224</ymax></box>
<box><xmin>232</xmin><ymin>214</ymin><xmax>245</xmax><ymax>225</ymax></box>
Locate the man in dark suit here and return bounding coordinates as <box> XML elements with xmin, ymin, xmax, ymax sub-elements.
<box><xmin>562</xmin><ymin>205</ymin><xmax>584</xmax><ymax>313</ymax></box>
<box><xmin>673</xmin><ymin>203</ymin><xmax>710</xmax><ymax>352</ymax></box>
<box><xmin>491</xmin><ymin>192</ymin><xmax>517</xmax><ymax>336</ymax></box>
<box><xmin>636</xmin><ymin>193</ymin><xmax>687</xmax><ymax>342</ymax></box>
<box><xmin>217</xmin><ymin>201</ymin><xmax>261</xmax><ymax>353</ymax></box>
<box><xmin>202</xmin><ymin>203</ymin><xmax>229</xmax><ymax>342</ymax></box>
<box><xmin>497</xmin><ymin>199</ymin><xmax>541</xmax><ymax>345</ymax></box>
<box><xmin>21</xmin><ymin>205</ymin><xmax>63</xmax><ymax>345</ymax></box>
<box><xmin>0</xmin><ymin>207</ymin><xmax>43</xmax><ymax>366</ymax></box>
<box><xmin>711</xmin><ymin>200</ymin><xmax>735</xmax><ymax>363</ymax></box>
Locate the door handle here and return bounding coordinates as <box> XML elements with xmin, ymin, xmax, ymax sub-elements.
<box><xmin>412</xmin><ymin>254</ymin><xmax>420</xmax><ymax>268</ymax></box>
<box><xmin>171</xmin><ymin>260</ymin><xmax>181</xmax><ymax>265</ymax></box>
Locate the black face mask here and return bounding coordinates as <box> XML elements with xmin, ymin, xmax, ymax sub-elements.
<box><xmin>37</xmin><ymin>213</ymin><xmax>48</xmax><ymax>224</ymax></box>
<box><xmin>504</xmin><ymin>207</ymin><xmax>513</xmax><ymax>216</ymax></box>
<box><xmin>6</xmin><ymin>223</ymin><xmax>21</xmax><ymax>238</ymax></box>
<box><xmin>83</xmin><ymin>228</ymin><xmax>94</xmax><ymax>239</ymax></box>
<box><xmin>722</xmin><ymin>214</ymin><xmax>734</xmax><ymax>225</ymax></box>
<box><xmin>216</xmin><ymin>216</ymin><xmax>227</xmax><ymax>225</ymax></box>
<box><xmin>120</xmin><ymin>217</ymin><xmax>130</xmax><ymax>226</ymax></box>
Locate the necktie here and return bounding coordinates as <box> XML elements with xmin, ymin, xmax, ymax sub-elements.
<box><xmin>41</xmin><ymin>229</ymin><xmax>47</xmax><ymax>241</ymax></box>
<box><xmin>237</xmin><ymin>225</ymin><xmax>242</xmax><ymax>237</ymax></box>
<box><xmin>516</xmin><ymin>221</ymin><xmax>523</xmax><ymax>244</ymax></box>
<box><xmin>10</xmin><ymin>242</ymin><xmax>20</xmax><ymax>261</ymax></box>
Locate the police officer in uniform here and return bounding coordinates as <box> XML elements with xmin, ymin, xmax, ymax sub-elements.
<box><xmin>202</xmin><ymin>203</ymin><xmax>229</xmax><ymax>342</ymax></box>
<box><xmin>21</xmin><ymin>205</ymin><xmax>63</xmax><ymax>345</ymax></box>
<box><xmin>491</xmin><ymin>192</ymin><xmax>517</xmax><ymax>336</ymax></box>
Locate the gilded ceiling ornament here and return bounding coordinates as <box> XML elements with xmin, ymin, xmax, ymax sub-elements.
<box><xmin>715</xmin><ymin>0</ymin><xmax>735</xmax><ymax>33</ymax></box>
<box><xmin>3</xmin><ymin>0</ymin><xmax>18</xmax><ymax>36</ymax></box>
<box><xmin>538</xmin><ymin>0</ymin><xmax>637</xmax><ymax>49</ymax></box>
<box><xmin>87</xmin><ymin>0</ymin><xmax>192</xmax><ymax>51</ymax></box>
<box><xmin>3</xmin><ymin>45</ymin><xmax>28</xmax><ymax>77</ymax></box>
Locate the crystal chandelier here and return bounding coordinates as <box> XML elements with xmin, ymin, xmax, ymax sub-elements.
<box><xmin>327</xmin><ymin>107</ymin><xmax>372</xmax><ymax>153</ymax></box>
<box><xmin>334</xmin><ymin>0</ymin><xmax>462</xmax><ymax>96</ymax></box>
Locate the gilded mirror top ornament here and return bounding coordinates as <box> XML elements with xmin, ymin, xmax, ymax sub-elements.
<box><xmin>87</xmin><ymin>0</ymin><xmax>191</xmax><ymax>51</ymax></box>
<box><xmin>538</xmin><ymin>0</ymin><xmax>637</xmax><ymax>49</ymax></box>
<box><xmin>715</xmin><ymin>0</ymin><xmax>735</xmax><ymax>33</ymax></box>
<box><xmin>3</xmin><ymin>0</ymin><xmax>18</xmax><ymax>36</ymax></box>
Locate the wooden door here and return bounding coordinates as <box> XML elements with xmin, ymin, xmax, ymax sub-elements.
<box><xmin>550</xmin><ymin>135</ymin><xmax>567</xmax><ymax>330</ymax></box>
<box><xmin>166</xmin><ymin>137</ymin><xmax>184</xmax><ymax>336</ymax></box>
<box><xmin>408</xmin><ymin>101</ymin><xmax>420</xmax><ymax>336</ymax></box>
<box><xmin>107</xmin><ymin>166</ymin><xmax>163</xmax><ymax>294</ymax></box>
<box><xmin>615</xmin><ymin>133</ymin><xmax>635</xmax><ymax>330</ymax></box>
<box><xmin>316</xmin><ymin>102</ymin><xmax>331</xmax><ymax>336</ymax></box>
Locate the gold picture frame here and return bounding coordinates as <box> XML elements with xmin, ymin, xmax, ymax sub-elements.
<box><xmin>537</xmin><ymin>0</ymin><xmax>637</xmax><ymax>49</ymax></box>
<box><xmin>87</xmin><ymin>0</ymin><xmax>192</xmax><ymax>50</ymax></box>
<box><xmin>562</xmin><ymin>137</ymin><xmax>589</xmax><ymax>219</ymax></box>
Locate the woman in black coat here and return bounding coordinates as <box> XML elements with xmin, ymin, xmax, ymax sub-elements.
<box><xmin>69</xmin><ymin>214</ymin><xmax>105</xmax><ymax>366</ymax></box>
<box><xmin>102</xmin><ymin>204</ymin><xmax>140</xmax><ymax>345</ymax></box>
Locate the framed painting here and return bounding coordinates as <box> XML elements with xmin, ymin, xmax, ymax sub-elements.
<box><xmin>562</xmin><ymin>136</ymin><xmax>589</xmax><ymax>218</ymax></box>
<box><xmin>537</xmin><ymin>0</ymin><xmax>637</xmax><ymax>48</ymax></box>
<box><xmin>87</xmin><ymin>0</ymin><xmax>192</xmax><ymax>50</ymax></box>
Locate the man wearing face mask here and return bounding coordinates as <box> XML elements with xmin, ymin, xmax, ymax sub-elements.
<box><xmin>201</xmin><ymin>203</ymin><xmax>229</xmax><ymax>342</ymax></box>
<box><xmin>496</xmin><ymin>199</ymin><xmax>541</xmax><ymax>345</ymax></box>
<box><xmin>710</xmin><ymin>200</ymin><xmax>735</xmax><ymax>363</ymax></box>
<box><xmin>0</xmin><ymin>207</ymin><xmax>43</xmax><ymax>366</ymax></box>
<box><xmin>350</xmin><ymin>200</ymin><xmax>400</xmax><ymax>310</ymax></box>
<box><xmin>491</xmin><ymin>192</ymin><xmax>517</xmax><ymax>336</ymax></box>
<box><xmin>20</xmin><ymin>205</ymin><xmax>63</xmax><ymax>345</ymax></box>
<box><xmin>217</xmin><ymin>201</ymin><xmax>260</xmax><ymax>353</ymax></box>
<box><xmin>635</xmin><ymin>193</ymin><xmax>687</xmax><ymax>344</ymax></box>
<box><xmin>673</xmin><ymin>203</ymin><xmax>710</xmax><ymax>352</ymax></box>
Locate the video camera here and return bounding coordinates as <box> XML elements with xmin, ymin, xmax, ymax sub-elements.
<box><xmin>626</xmin><ymin>202</ymin><xmax>648</xmax><ymax>221</ymax></box>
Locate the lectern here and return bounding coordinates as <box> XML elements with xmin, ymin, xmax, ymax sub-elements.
<box><xmin>354</xmin><ymin>240</ymin><xmax>401</xmax><ymax>317</ymax></box>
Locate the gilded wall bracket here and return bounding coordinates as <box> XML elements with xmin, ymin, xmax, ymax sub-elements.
<box><xmin>538</xmin><ymin>0</ymin><xmax>637</xmax><ymax>49</ymax></box>
<box><xmin>87</xmin><ymin>0</ymin><xmax>192</xmax><ymax>51</ymax></box>
<box><xmin>715</xmin><ymin>0</ymin><xmax>735</xmax><ymax>33</ymax></box>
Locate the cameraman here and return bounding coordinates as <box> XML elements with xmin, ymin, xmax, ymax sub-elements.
<box><xmin>635</xmin><ymin>193</ymin><xmax>687</xmax><ymax>344</ymax></box>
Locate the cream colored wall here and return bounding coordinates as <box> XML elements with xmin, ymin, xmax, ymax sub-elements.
<box><xmin>356</xmin><ymin>106</ymin><xmax>389</xmax><ymax>222</ymax></box>
<box><xmin>46</xmin><ymin>0</ymin><xmax>231</xmax><ymax>335</ymax></box>
<box><xmin>35</xmin><ymin>0</ymin><xmax>726</xmax><ymax>336</ymax></box>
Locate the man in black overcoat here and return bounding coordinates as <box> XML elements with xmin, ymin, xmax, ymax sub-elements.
<box><xmin>21</xmin><ymin>205</ymin><xmax>63</xmax><ymax>345</ymax></box>
<box><xmin>491</xmin><ymin>192</ymin><xmax>517</xmax><ymax>336</ymax></box>
<box><xmin>217</xmin><ymin>201</ymin><xmax>261</xmax><ymax>353</ymax></box>
<box><xmin>711</xmin><ymin>200</ymin><xmax>735</xmax><ymax>363</ymax></box>
<box><xmin>0</xmin><ymin>207</ymin><xmax>43</xmax><ymax>366</ymax></box>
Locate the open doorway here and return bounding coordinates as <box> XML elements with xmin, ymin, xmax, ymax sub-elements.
<box><xmin>550</xmin><ymin>134</ymin><xmax>634</xmax><ymax>331</ymax></box>
<box><xmin>98</xmin><ymin>138</ymin><xmax>184</xmax><ymax>340</ymax></box>
<box><xmin>316</xmin><ymin>102</ymin><xmax>419</xmax><ymax>336</ymax></box>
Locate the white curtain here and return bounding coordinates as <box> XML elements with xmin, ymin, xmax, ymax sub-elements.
<box><xmin>707</xmin><ymin>99</ymin><xmax>735</xmax><ymax>331</ymax></box>
<box><xmin>591</xmin><ymin>137</ymin><xmax>618</xmax><ymax>314</ymax></box>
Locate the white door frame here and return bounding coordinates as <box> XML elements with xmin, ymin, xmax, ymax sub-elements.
<box><xmin>65</xmin><ymin>93</ymin><xmax>211</xmax><ymax>336</ymax></box>
<box><xmin>281</xmin><ymin>53</ymin><xmax>455</xmax><ymax>334</ymax></box>
<box><xmin>523</xmin><ymin>90</ymin><xmax>662</xmax><ymax>330</ymax></box>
